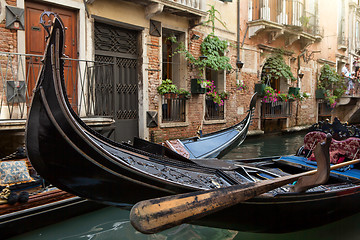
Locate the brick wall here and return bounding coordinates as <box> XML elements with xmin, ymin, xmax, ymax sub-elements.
<box><xmin>0</xmin><ymin>1</ymin><xmax>18</xmax><ymax>102</ymax></box>
<box><xmin>148</xmin><ymin>31</ymin><xmax>257</xmax><ymax>142</ymax></box>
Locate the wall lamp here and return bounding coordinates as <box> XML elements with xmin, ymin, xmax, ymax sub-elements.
<box><xmin>236</xmin><ymin>60</ymin><xmax>244</xmax><ymax>69</ymax></box>
<box><xmin>298</xmin><ymin>72</ymin><xmax>304</xmax><ymax>79</ymax></box>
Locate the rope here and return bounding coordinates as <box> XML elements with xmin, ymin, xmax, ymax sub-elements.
<box><xmin>0</xmin><ymin>186</ymin><xmax>10</xmax><ymax>200</ymax></box>
<box><xmin>0</xmin><ymin>146</ymin><xmax>26</xmax><ymax>161</ymax></box>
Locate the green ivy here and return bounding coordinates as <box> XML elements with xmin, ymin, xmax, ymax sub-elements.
<box><xmin>318</xmin><ymin>64</ymin><xmax>346</xmax><ymax>107</ymax></box>
<box><xmin>262</xmin><ymin>53</ymin><xmax>296</xmax><ymax>82</ymax></box>
<box><xmin>200</xmin><ymin>33</ymin><xmax>232</xmax><ymax>71</ymax></box>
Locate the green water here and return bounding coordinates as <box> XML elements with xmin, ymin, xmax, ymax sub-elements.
<box><xmin>10</xmin><ymin>132</ymin><xmax>360</xmax><ymax>239</ymax></box>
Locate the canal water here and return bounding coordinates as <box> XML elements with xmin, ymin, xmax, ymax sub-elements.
<box><xmin>10</xmin><ymin>132</ymin><xmax>360</xmax><ymax>240</ymax></box>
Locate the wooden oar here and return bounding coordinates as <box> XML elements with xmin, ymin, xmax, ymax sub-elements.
<box><xmin>130</xmin><ymin>145</ymin><xmax>360</xmax><ymax>234</ymax></box>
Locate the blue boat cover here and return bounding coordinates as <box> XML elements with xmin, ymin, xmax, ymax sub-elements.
<box><xmin>277</xmin><ymin>156</ymin><xmax>360</xmax><ymax>180</ymax></box>
<box><xmin>182</xmin><ymin>128</ymin><xmax>239</xmax><ymax>159</ymax></box>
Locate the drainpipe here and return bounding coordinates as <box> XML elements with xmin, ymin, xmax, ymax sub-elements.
<box><xmin>295</xmin><ymin>51</ymin><xmax>305</xmax><ymax>125</ymax></box>
<box><xmin>237</xmin><ymin>0</ymin><xmax>240</xmax><ymax>64</ymax></box>
<box><xmin>236</xmin><ymin>0</ymin><xmax>240</xmax><ymax>83</ymax></box>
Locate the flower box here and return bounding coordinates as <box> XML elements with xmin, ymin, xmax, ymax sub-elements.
<box><xmin>315</xmin><ymin>89</ymin><xmax>325</xmax><ymax>99</ymax></box>
<box><xmin>288</xmin><ymin>87</ymin><xmax>300</xmax><ymax>96</ymax></box>
<box><xmin>163</xmin><ymin>93</ymin><xmax>178</xmax><ymax>99</ymax></box>
<box><xmin>254</xmin><ymin>83</ymin><xmax>266</xmax><ymax>96</ymax></box>
<box><xmin>191</xmin><ymin>79</ymin><xmax>206</xmax><ymax>94</ymax></box>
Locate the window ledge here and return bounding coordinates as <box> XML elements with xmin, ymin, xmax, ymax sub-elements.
<box><xmin>160</xmin><ymin>122</ymin><xmax>189</xmax><ymax>128</ymax></box>
<box><xmin>204</xmin><ymin>119</ymin><xmax>226</xmax><ymax>125</ymax></box>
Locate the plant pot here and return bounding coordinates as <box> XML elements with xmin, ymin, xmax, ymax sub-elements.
<box><xmin>163</xmin><ymin>93</ymin><xmax>178</xmax><ymax>99</ymax></box>
<box><xmin>254</xmin><ymin>83</ymin><xmax>266</xmax><ymax>96</ymax></box>
<box><xmin>178</xmin><ymin>94</ymin><xmax>189</xmax><ymax>99</ymax></box>
<box><xmin>315</xmin><ymin>89</ymin><xmax>325</xmax><ymax>99</ymax></box>
<box><xmin>288</xmin><ymin>87</ymin><xmax>300</xmax><ymax>96</ymax></box>
<box><xmin>191</xmin><ymin>79</ymin><xmax>206</xmax><ymax>94</ymax></box>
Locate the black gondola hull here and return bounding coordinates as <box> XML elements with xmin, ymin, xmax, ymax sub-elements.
<box><xmin>25</xmin><ymin>15</ymin><xmax>360</xmax><ymax>233</ymax></box>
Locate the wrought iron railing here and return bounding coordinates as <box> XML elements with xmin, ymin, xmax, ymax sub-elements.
<box><xmin>205</xmin><ymin>96</ymin><xmax>224</xmax><ymax>120</ymax></box>
<box><xmin>261</xmin><ymin>101</ymin><xmax>292</xmax><ymax>119</ymax></box>
<box><xmin>161</xmin><ymin>96</ymin><xmax>186</xmax><ymax>122</ymax></box>
<box><xmin>0</xmin><ymin>52</ymin><xmax>114</xmax><ymax>120</ymax></box>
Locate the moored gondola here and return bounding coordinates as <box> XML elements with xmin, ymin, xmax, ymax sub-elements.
<box><xmin>26</xmin><ymin>13</ymin><xmax>360</xmax><ymax>233</ymax></box>
<box><xmin>164</xmin><ymin>94</ymin><xmax>257</xmax><ymax>159</ymax></box>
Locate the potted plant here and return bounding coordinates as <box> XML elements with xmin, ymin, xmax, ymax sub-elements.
<box><xmin>178</xmin><ymin>88</ymin><xmax>191</xmax><ymax>99</ymax></box>
<box><xmin>157</xmin><ymin>79</ymin><xmax>178</xmax><ymax>99</ymax></box>
<box><xmin>236</xmin><ymin>81</ymin><xmax>248</xmax><ymax>91</ymax></box>
<box><xmin>205</xmin><ymin>80</ymin><xmax>225</xmax><ymax>106</ymax></box>
<box><xmin>317</xmin><ymin>64</ymin><xmax>347</xmax><ymax>107</ymax></box>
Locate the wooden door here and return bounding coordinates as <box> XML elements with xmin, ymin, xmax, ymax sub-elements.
<box><xmin>25</xmin><ymin>2</ymin><xmax>77</xmax><ymax>108</ymax></box>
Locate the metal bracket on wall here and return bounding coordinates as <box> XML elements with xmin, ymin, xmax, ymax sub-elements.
<box><xmin>6</xmin><ymin>81</ymin><xmax>26</xmax><ymax>103</ymax></box>
<box><xmin>146</xmin><ymin>111</ymin><xmax>158</xmax><ymax>128</ymax></box>
<box><xmin>5</xmin><ymin>5</ymin><xmax>24</xmax><ymax>30</ymax></box>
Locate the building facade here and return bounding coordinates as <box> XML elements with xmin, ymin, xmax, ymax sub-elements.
<box><xmin>0</xmin><ymin>0</ymin><xmax>359</xmax><ymax>154</ymax></box>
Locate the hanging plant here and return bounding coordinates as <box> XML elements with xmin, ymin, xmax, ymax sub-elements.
<box><xmin>236</xmin><ymin>81</ymin><xmax>248</xmax><ymax>91</ymax></box>
<box><xmin>262</xmin><ymin>53</ymin><xmax>296</xmax><ymax>83</ymax></box>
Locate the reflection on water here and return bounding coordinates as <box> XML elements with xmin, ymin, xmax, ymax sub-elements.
<box><xmin>223</xmin><ymin>132</ymin><xmax>306</xmax><ymax>159</ymax></box>
<box><xmin>10</xmin><ymin>132</ymin><xmax>358</xmax><ymax>240</ymax></box>
<box><xmin>11</xmin><ymin>206</ymin><xmax>360</xmax><ymax>240</ymax></box>
<box><xmin>11</xmin><ymin>207</ymin><xmax>238</xmax><ymax>240</ymax></box>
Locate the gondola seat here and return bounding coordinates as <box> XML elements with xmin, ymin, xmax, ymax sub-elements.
<box><xmin>304</xmin><ymin>132</ymin><xmax>360</xmax><ymax>164</ymax></box>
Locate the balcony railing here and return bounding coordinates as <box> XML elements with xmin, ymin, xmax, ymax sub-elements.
<box><xmin>249</xmin><ymin>0</ymin><xmax>320</xmax><ymax>35</ymax></box>
<box><xmin>0</xmin><ymin>52</ymin><xmax>114</xmax><ymax>120</ymax></box>
<box><xmin>261</xmin><ymin>101</ymin><xmax>292</xmax><ymax>119</ymax></box>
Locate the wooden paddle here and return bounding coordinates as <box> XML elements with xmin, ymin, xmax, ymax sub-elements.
<box><xmin>130</xmin><ymin>139</ymin><xmax>360</xmax><ymax>234</ymax></box>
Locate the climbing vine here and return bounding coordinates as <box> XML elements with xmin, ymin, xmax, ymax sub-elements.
<box><xmin>262</xmin><ymin>53</ymin><xmax>296</xmax><ymax>83</ymax></box>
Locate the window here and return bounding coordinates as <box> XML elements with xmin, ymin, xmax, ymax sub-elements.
<box><xmin>356</xmin><ymin>21</ymin><xmax>360</xmax><ymax>51</ymax></box>
<box><xmin>161</xmin><ymin>29</ymin><xmax>187</xmax><ymax>123</ymax></box>
<box><xmin>161</xmin><ymin>98</ymin><xmax>186</xmax><ymax>122</ymax></box>
<box><xmin>337</xmin><ymin>0</ymin><xmax>346</xmax><ymax>45</ymax></box>
<box><xmin>205</xmin><ymin>68</ymin><xmax>225</xmax><ymax>120</ymax></box>
<box><xmin>162</xmin><ymin>29</ymin><xmax>186</xmax><ymax>88</ymax></box>
<box><xmin>318</xmin><ymin>102</ymin><xmax>332</xmax><ymax>122</ymax></box>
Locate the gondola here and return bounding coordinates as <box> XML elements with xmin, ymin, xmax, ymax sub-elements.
<box><xmin>26</xmin><ymin>14</ymin><xmax>360</xmax><ymax>233</ymax></box>
<box><xmin>164</xmin><ymin>94</ymin><xmax>257</xmax><ymax>159</ymax></box>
